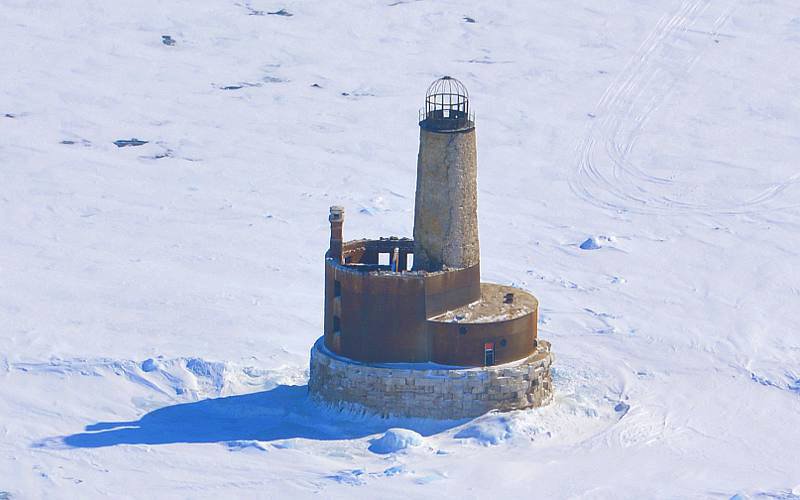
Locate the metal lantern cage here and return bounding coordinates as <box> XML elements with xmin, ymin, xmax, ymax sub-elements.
<box><xmin>419</xmin><ymin>76</ymin><xmax>475</xmax><ymax>131</ymax></box>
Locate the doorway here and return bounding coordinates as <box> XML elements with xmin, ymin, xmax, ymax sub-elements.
<box><xmin>484</xmin><ymin>342</ymin><xmax>495</xmax><ymax>366</ymax></box>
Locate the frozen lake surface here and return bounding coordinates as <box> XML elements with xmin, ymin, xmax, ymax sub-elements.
<box><xmin>1</xmin><ymin>0</ymin><xmax>799</xmax><ymax>498</ymax></box>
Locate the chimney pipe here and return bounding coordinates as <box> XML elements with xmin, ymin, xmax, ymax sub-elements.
<box><xmin>329</xmin><ymin>206</ymin><xmax>344</xmax><ymax>263</ymax></box>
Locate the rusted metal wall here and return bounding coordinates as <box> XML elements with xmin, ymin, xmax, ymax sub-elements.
<box><xmin>336</xmin><ymin>268</ymin><xmax>428</xmax><ymax>363</ymax></box>
<box><xmin>424</xmin><ymin>264</ymin><xmax>481</xmax><ymax>317</ymax></box>
<box><xmin>428</xmin><ymin>313</ymin><xmax>537</xmax><ymax>366</ymax></box>
<box><xmin>325</xmin><ymin>240</ymin><xmax>428</xmax><ymax>363</ymax></box>
<box><xmin>324</xmin><ymin>239</ymin><xmax>537</xmax><ymax>366</ymax></box>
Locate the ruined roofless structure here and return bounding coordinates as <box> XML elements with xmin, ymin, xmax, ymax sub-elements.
<box><xmin>308</xmin><ymin>77</ymin><xmax>554</xmax><ymax>419</ymax></box>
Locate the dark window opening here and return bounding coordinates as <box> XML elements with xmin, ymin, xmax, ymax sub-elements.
<box><xmin>484</xmin><ymin>342</ymin><xmax>495</xmax><ymax>366</ymax></box>
<box><xmin>333</xmin><ymin>315</ymin><xmax>341</xmax><ymax>333</ymax></box>
<box><xmin>334</xmin><ymin>280</ymin><xmax>341</xmax><ymax>297</ymax></box>
<box><xmin>500</xmin><ymin>338</ymin><xmax>507</xmax><ymax>347</ymax></box>
<box><xmin>459</xmin><ymin>326</ymin><xmax>468</xmax><ymax>336</ymax></box>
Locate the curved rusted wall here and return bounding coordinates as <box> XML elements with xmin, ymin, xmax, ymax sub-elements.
<box><xmin>428</xmin><ymin>309</ymin><xmax>538</xmax><ymax>366</ymax></box>
<box><xmin>324</xmin><ymin>239</ymin><xmax>536</xmax><ymax>366</ymax></box>
<box><xmin>423</xmin><ymin>264</ymin><xmax>481</xmax><ymax>317</ymax></box>
<box><xmin>325</xmin><ymin>262</ymin><xmax>428</xmax><ymax>362</ymax></box>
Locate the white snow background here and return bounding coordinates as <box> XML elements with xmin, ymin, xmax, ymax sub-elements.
<box><xmin>2</xmin><ymin>0</ymin><xmax>800</xmax><ymax>498</ymax></box>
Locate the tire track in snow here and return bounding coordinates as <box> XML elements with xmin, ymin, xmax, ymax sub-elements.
<box><xmin>572</xmin><ymin>0</ymin><xmax>712</xmax><ymax>212</ymax></box>
<box><xmin>571</xmin><ymin>0</ymin><xmax>799</xmax><ymax>215</ymax></box>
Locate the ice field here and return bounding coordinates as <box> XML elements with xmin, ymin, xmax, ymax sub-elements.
<box><xmin>1</xmin><ymin>0</ymin><xmax>799</xmax><ymax>498</ymax></box>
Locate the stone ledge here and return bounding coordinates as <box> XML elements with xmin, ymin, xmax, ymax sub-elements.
<box><xmin>308</xmin><ymin>337</ymin><xmax>554</xmax><ymax>419</ymax></box>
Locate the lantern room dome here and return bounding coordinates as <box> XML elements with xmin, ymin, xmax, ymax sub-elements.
<box><xmin>420</xmin><ymin>76</ymin><xmax>474</xmax><ymax>132</ymax></box>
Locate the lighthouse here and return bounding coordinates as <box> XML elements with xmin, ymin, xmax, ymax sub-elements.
<box><xmin>413</xmin><ymin>76</ymin><xmax>480</xmax><ymax>272</ymax></box>
<box><xmin>308</xmin><ymin>77</ymin><xmax>554</xmax><ymax>419</ymax></box>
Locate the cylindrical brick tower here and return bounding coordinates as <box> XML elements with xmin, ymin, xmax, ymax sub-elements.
<box><xmin>413</xmin><ymin>76</ymin><xmax>480</xmax><ymax>271</ymax></box>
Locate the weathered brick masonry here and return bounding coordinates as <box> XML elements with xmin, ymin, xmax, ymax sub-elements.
<box><xmin>308</xmin><ymin>337</ymin><xmax>554</xmax><ymax>419</ymax></box>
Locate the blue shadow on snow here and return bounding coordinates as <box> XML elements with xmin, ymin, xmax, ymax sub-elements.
<box><xmin>59</xmin><ymin>385</ymin><xmax>465</xmax><ymax>448</ymax></box>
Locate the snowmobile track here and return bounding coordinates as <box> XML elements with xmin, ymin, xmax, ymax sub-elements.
<box><xmin>570</xmin><ymin>0</ymin><xmax>799</xmax><ymax>216</ymax></box>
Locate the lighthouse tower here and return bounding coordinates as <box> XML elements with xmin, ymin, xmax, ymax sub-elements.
<box><xmin>413</xmin><ymin>76</ymin><xmax>480</xmax><ymax>271</ymax></box>
<box><xmin>308</xmin><ymin>76</ymin><xmax>554</xmax><ymax>419</ymax></box>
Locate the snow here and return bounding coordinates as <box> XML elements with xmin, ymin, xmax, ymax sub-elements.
<box><xmin>1</xmin><ymin>0</ymin><xmax>800</xmax><ymax>498</ymax></box>
<box><xmin>580</xmin><ymin>235</ymin><xmax>615</xmax><ymax>250</ymax></box>
<box><xmin>454</xmin><ymin>416</ymin><xmax>516</xmax><ymax>446</ymax></box>
<box><xmin>368</xmin><ymin>429</ymin><xmax>425</xmax><ymax>454</ymax></box>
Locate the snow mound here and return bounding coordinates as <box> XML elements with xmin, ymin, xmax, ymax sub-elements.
<box><xmin>454</xmin><ymin>418</ymin><xmax>512</xmax><ymax>445</ymax></box>
<box><xmin>368</xmin><ymin>428</ymin><xmax>424</xmax><ymax>454</ymax></box>
<box><xmin>579</xmin><ymin>235</ymin><xmax>615</xmax><ymax>250</ymax></box>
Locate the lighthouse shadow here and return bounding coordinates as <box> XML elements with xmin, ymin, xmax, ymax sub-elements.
<box><xmin>57</xmin><ymin>385</ymin><xmax>465</xmax><ymax>449</ymax></box>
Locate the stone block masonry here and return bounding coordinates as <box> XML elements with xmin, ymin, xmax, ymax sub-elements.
<box><xmin>308</xmin><ymin>337</ymin><xmax>553</xmax><ymax>419</ymax></box>
<box><xmin>413</xmin><ymin>126</ymin><xmax>480</xmax><ymax>271</ymax></box>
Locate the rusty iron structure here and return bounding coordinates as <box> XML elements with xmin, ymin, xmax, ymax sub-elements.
<box><xmin>418</xmin><ymin>75</ymin><xmax>475</xmax><ymax>132</ymax></box>
<box><xmin>324</xmin><ymin>77</ymin><xmax>539</xmax><ymax>367</ymax></box>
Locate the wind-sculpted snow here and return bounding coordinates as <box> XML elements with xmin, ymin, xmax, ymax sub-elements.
<box><xmin>9</xmin><ymin>351</ymin><xmax>628</xmax><ymax>495</ymax></box>
<box><xmin>21</xmin><ymin>353</ymin><xmax>621</xmax><ymax>450</ymax></box>
<box><xmin>12</xmin><ymin>356</ymin><xmax>304</xmax><ymax>400</ymax></box>
<box><xmin>2</xmin><ymin>0</ymin><xmax>800</xmax><ymax>497</ymax></box>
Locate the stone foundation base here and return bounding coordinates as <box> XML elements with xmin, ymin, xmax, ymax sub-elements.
<box><xmin>308</xmin><ymin>337</ymin><xmax>554</xmax><ymax>419</ymax></box>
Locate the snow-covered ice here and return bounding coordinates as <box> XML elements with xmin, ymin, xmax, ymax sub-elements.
<box><xmin>368</xmin><ymin>429</ymin><xmax>425</xmax><ymax>454</ymax></box>
<box><xmin>1</xmin><ymin>0</ymin><xmax>800</xmax><ymax>498</ymax></box>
